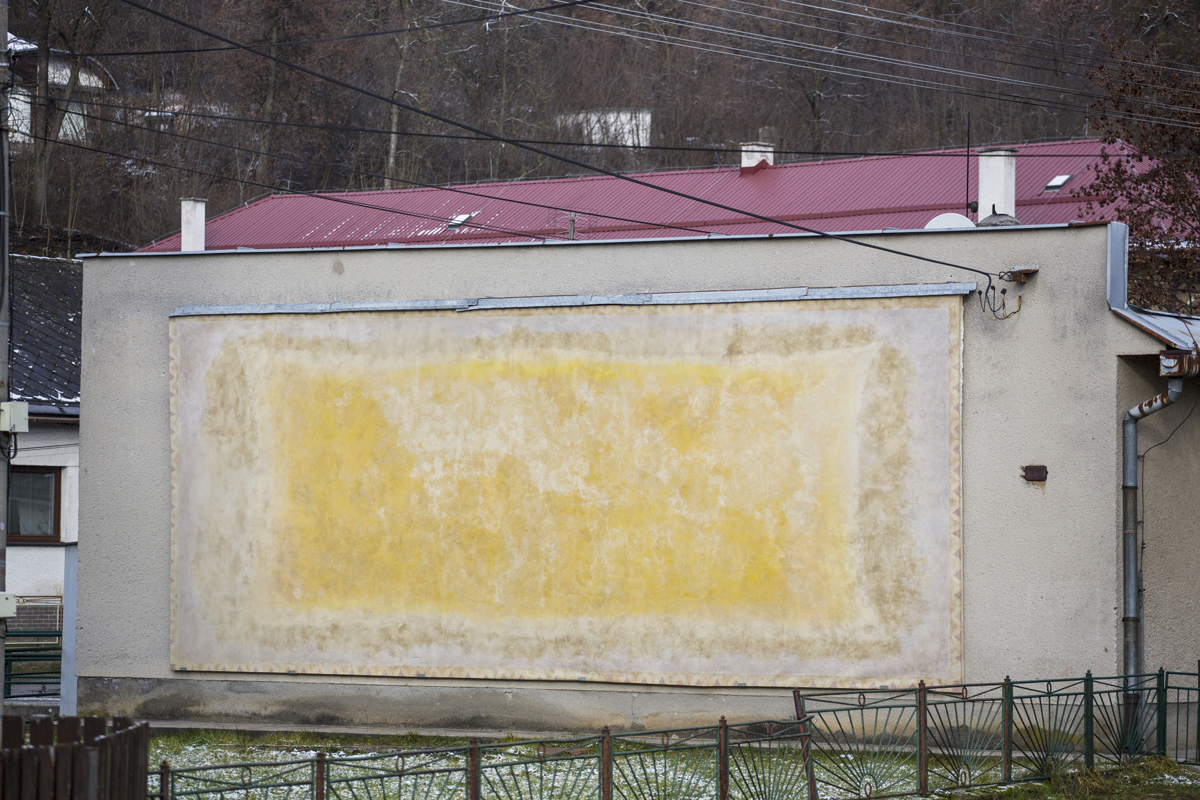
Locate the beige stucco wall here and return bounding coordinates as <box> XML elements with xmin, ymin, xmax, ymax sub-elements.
<box><xmin>1119</xmin><ymin>357</ymin><xmax>1200</xmax><ymax>676</ymax></box>
<box><xmin>78</xmin><ymin>224</ymin><xmax>1186</xmax><ymax>728</ymax></box>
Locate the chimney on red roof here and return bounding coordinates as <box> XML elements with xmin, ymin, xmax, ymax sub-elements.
<box><xmin>977</xmin><ymin>148</ymin><xmax>1018</xmax><ymax>224</ymax></box>
<box><xmin>181</xmin><ymin>198</ymin><xmax>207</xmax><ymax>251</ymax></box>
<box><xmin>740</xmin><ymin>142</ymin><xmax>774</xmax><ymax>176</ymax></box>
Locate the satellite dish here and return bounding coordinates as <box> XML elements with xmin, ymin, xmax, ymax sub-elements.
<box><xmin>924</xmin><ymin>213</ymin><xmax>976</xmax><ymax>230</ymax></box>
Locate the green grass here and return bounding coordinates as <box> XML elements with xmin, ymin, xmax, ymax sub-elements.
<box><xmin>959</xmin><ymin>758</ymin><xmax>1200</xmax><ymax>800</ymax></box>
<box><xmin>150</xmin><ymin>728</ymin><xmax>470</xmax><ymax>769</ymax></box>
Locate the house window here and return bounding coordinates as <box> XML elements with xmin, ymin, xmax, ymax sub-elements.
<box><xmin>7</xmin><ymin>467</ymin><xmax>60</xmax><ymax>543</ymax></box>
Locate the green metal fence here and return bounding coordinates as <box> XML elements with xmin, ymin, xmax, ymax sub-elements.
<box><xmin>3</xmin><ymin>629</ymin><xmax>61</xmax><ymax>699</ymax></box>
<box><xmin>148</xmin><ymin>670</ymin><xmax>1200</xmax><ymax>800</ymax></box>
<box><xmin>151</xmin><ymin>721</ymin><xmax>809</xmax><ymax>800</ymax></box>
<box><xmin>1163</xmin><ymin>668</ymin><xmax>1200</xmax><ymax>765</ymax></box>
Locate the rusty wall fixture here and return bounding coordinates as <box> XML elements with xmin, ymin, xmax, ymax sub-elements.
<box><xmin>1021</xmin><ymin>465</ymin><xmax>1048</xmax><ymax>482</ymax></box>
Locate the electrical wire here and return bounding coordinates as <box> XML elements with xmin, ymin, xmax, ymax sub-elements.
<box><xmin>86</xmin><ymin>96</ymin><xmax>1139</xmax><ymax>159</ymax></box>
<box><xmin>792</xmin><ymin>0</ymin><xmax>1200</xmax><ymax>79</ymax></box>
<box><xmin>72</xmin><ymin>107</ymin><xmax>725</xmax><ymax>239</ymax></box>
<box><xmin>689</xmin><ymin>0</ymin><xmax>1094</xmax><ymax>83</ymax></box>
<box><xmin>49</xmin><ymin>121</ymin><xmax>1022</xmax><ymax>322</ymax></box>
<box><xmin>80</xmin><ymin>0</ymin><xmax>1200</xmax><ymax>86</ymax></box>
<box><xmin>461</xmin><ymin>0</ymin><xmax>1200</xmax><ymax>126</ymax></box>
<box><xmin>119</xmin><ymin>0</ymin><xmax>1019</xmax><ymax>315</ymax></box>
<box><xmin>1138</xmin><ymin>392</ymin><xmax>1199</xmax><ymax>578</ymax></box>
<box><xmin>70</xmin><ymin>0</ymin><xmax>1200</xmax><ymax>135</ymax></box>
<box><xmin>28</xmin><ymin>131</ymin><xmax>579</xmax><ymax>244</ymax></box>
<box><xmin>5</xmin><ymin>443</ymin><xmax>78</xmax><ymax>453</ymax></box>
<box><xmin>442</xmin><ymin>0</ymin><xmax>1200</xmax><ymax>130</ymax></box>
<box><xmin>680</xmin><ymin>0</ymin><xmax>1200</xmax><ymax>100</ymax></box>
<box><xmin>578</xmin><ymin>0</ymin><xmax>1130</xmax><ymax>103</ymax></box>
<box><xmin>83</xmin><ymin>0</ymin><xmax>603</xmax><ymax>57</ymax></box>
<box><xmin>0</xmin><ymin>434</ymin><xmax>18</xmax><ymax>463</ymax></box>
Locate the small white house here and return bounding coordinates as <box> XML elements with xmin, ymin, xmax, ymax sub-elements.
<box><xmin>6</xmin><ymin>33</ymin><xmax>114</xmax><ymax>144</ymax></box>
<box><xmin>6</xmin><ymin>255</ymin><xmax>81</xmax><ymax>634</ymax></box>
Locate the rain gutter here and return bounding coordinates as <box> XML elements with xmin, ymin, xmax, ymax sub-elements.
<box><xmin>1122</xmin><ymin>353</ymin><xmax>1198</xmax><ymax>683</ymax></box>
<box><xmin>1106</xmin><ymin>221</ymin><xmax>1200</xmax><ymax>683</ymax></box>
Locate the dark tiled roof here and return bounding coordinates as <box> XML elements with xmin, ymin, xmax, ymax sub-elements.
<box><xmin>10</xmin><ymin>255</ymin><xmax>81</xmax><ymax>417</ymax></box>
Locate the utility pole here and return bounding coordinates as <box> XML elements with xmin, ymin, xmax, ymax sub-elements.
<box><xmin>1</xmin><ymin>0</ymin><xmax>12</xmax><ymax>712</ymax></box>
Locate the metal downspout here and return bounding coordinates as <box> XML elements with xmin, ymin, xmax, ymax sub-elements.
<box><xmin>1122</xmin><ymin>378</ymin><xmax>1183</xmax><ymax>683</ymax></box>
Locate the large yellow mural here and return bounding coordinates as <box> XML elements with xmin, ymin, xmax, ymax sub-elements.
<box><xmin>170</xmin><ymin>296</ymin><xmax>962</xmax><ymax>686</ymax></box>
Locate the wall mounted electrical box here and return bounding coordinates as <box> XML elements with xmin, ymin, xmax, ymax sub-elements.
<box><xmin>1022</xmin><ymin>465</ymin><xmax>1048</xmax><ymax>482</ymax></box>
<box><xmin>0</xmin><ymin>593</ymin><xmax>17</xmax><ymax>619</ymax></box>
<box><xmin>0</xmin><ymin>402</ymin><xmax>28</xmax><ymax>434</ymax></box>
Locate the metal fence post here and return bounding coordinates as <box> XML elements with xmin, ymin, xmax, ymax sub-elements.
<box><xmin>795</xmin><ymin>695</ymin><xmax>818</xmax><ymax>800</ymax></box>
<box><xmin>468</xmin><ymin>739</ymin><xmax>480</xmax><ymax>800</ymax></box>
<box><xmin>159</xmin><ymin>761</ymin><xmax>170</xmax><ymax>800</ymax></box>
<box><xmin>917</xmin><ymin>681</ymin><xmax>927</xmax><ymax>796</ymax></box>
<box><xmin>600</xmin><ymin>727</ymin><xmax>612</xmax><ymax>800</ymax></box>
<box><xmin>718</xmin><ymin>717</ymin><xmax>728</xmax><ymax>800</ymax></box>
<box><xmin>315</xmin><ymin>752</ymin><xmax>326</xmax><ymax>800</ymax></box>
<box><xmin>1084</xmin><ymin>671</ymin><xmax>1094</xmax><ymax>770</ymax></box>
<box><xmin>1157</xmin><ymin>668</ymin><xmax>1167</xmax><ymax>756</ymax></box>
<box><xmin>1002</xmin><ymin>678</ymin><xmax>1013</xmax><ymax>784</ymax></box>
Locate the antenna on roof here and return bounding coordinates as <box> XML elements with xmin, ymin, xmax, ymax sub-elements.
<box><xmin>965</xmin><ymin>112</ymin><xmax>971</xmax><ymax>222</ymax></box>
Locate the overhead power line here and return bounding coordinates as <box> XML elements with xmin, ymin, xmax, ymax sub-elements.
<box><xmin>679</xmin><ymin>0</ymin><xmax>1200</xmax><ymax>99</ymax></box>
<box><xmin>118</xmin><ymin>0</ymin><xmax>1024</xmax><ymax>315</ymax></box>
<box><xmin>85</xmin><ymin>0</ymin><xmax>601</xmax><ymax>57</ymax></box>
<box><xmin>26</xmin><ymin>132</ymin><xmax>576</xmax><ymax>244</ymax></box>
<box><xmin>84</xmin><ymin>0</ymin><xmax>1200</xmax><ymax>87</ymax></box>
<box><xmin>460</xmin><ymin>0</ymin><xmax>1200</xmax><ymax>131</ymax></box>
<box><xmin>89</xmin><ymin>96</ymin><xmax>1135</xmax><ymax>159</ymax></box>
<box><xmin>447</xmin><ymin>0</ymin><xmax>1200</xmax><ymax>124</ymax></box>
<box><xmin>78</xmin><ymin>0</ymin><xmax>1200</xmax><ymax>127</ymax></box>
<box><xmin>811</xmin><ymin>0</ymin><xmax>1200</xmax><ymax>79</ymax></box>
<box><xmin>74</xmin><ymin>107</ymin><xmax>725</xmax><ymax>238</ymax></box>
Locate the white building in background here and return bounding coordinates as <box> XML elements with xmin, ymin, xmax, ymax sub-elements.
<box><xmin>6</xmin><ymin>33</ymin><xmax>114</xmax><ymax>144</ymax></box>
<box><xmin>556</xmin><ymin>108</ymin><xmax>652</xmax><ymax>147</ymax></box>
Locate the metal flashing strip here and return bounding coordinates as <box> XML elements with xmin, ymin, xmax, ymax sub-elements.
<box><xmin>89</xmin><ymin>221</ymin><xmax>1090</xmax><ymax>260</ymax></box>
<box><xmin>1103</xmin><ymin>221</ymin><xmax>1200</xmax><ymax>350</ymax></box>
<box><xmin>172</xmin><ymin>283</ymin><xmax>976</xmax><ymax>318</ymax></box>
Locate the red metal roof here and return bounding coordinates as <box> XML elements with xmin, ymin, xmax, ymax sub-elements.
<box><xmin>138</xmin><ymin>139</ymin><xmax>1114</xmax><ymax>252</ymax></box>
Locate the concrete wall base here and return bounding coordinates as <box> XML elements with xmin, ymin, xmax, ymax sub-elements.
<box><xmin>78</xmin><ymin>677</ymin><xmax>798</xmax><ymax>732</ymax></box>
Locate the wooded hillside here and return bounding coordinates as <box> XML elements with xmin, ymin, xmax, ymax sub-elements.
<box><xmin>9</xmin><ymin>0</ymin><xmax>1199</xmax><ymax>252</ymax></box>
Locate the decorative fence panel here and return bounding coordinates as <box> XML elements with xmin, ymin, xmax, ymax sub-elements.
<box><xmin>0</xmin><ymin>715</ymin><xmax>149</xmax><ymax>800</ymax></box>
<box><xmin>155</xmin><ymin>721</ymin><xmax>809</xmax><ymax>800</ymax></box>
<box><xmin>150</xmin><ymin>670</ymin><xmax>1200</xmax><ymax>800</ymax></box>
<box><xmin>1164</xmin><ymin>668</ymin><xmax>1200</xmax><ymax>765</ymax></box>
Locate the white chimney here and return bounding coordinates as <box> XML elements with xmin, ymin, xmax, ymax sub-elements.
<box><xmin>180</xmin><ymin>198</ymin><xmax>207</xmax><ymax>251</ymax></box>
<box><xmin>740</xmin><ymin>142</ymin><xmax>775</xmax><ymax>170</ymax></box>
<box><xmin>977</xmin><ymin>147</ymin><xmax>1017</xmax><ymax>220</ymax></box>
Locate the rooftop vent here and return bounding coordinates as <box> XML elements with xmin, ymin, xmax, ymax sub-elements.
<box><xmin>978</xmin><ymin>203</ymin><xmax>1021</xmax><ymax>228</ymax></box>
<box><xmin>1044</xmin><ymin>174</ymin><xmax>1072</xmax><ymax>192</ymax></box>
<box><xmin>447</xmin><ymin>213</ymin><xmax>475</xmax><ymax>229</ymax></box>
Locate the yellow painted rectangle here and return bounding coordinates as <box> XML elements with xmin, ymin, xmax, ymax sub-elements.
<box><xmin>170</xmin><ymin>297</ymin><xmax>963</xmax><ymax>686</ymax></box>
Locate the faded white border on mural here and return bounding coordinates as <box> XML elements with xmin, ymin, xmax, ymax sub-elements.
<box><xmin>170</xmin><ymin>297</ymin><xmax>964</xmax><ymax>688</ymax></box>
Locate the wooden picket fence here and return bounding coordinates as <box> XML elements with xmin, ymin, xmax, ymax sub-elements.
<box><xmin>0</xmin><ymin>716</ymin><xmax>149</xmax><ymax>800</ymax></box>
